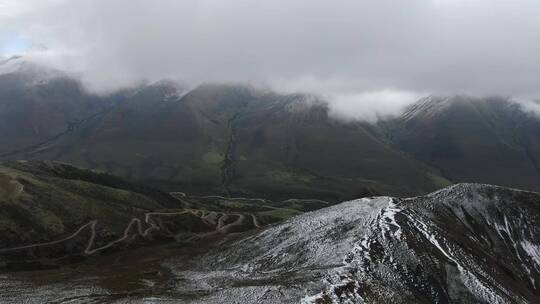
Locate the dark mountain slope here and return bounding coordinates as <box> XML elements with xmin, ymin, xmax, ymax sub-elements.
<box><xmin>0</xmin><ymin>58</ymin><xmax>120</xmax><ymax>157</ymax></box>
<box><xmin>383</xmin><ymin>95</ymin><xmax>540</xmax><ymax>191</ymax></box>
<box><xmin>2</xmin><ymin>60</ymin><xmax>540</xmax><ymax>198</ymax></box>
<box><xmin>231</xmin><ymin>94</ymin><xmax>447</xmax><ymax>199</ymax></box>
<box><xmin>0</xmin><ymin>74</ymin><xmax>448</xmax><ymax>199</ymax></box>
<box><xmin>15</xmin><ymin>83</ymin><xmax>262</xmax><ymax>195</ymax></box>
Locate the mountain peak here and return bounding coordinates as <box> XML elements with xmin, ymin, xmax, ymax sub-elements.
<box><xmin>400</xmin><ymin>95</ymin><xmax>480</xmax><ymax>121</ymax></box>
<box><xmin>0</xmin><ymin>54</ymin><xmax>64</xmax><ymax>83</ymax></box>
<box><xmin>398</xmin><ymin>94</ymin><xmax>520</xmax><ymax>124</ymax></box>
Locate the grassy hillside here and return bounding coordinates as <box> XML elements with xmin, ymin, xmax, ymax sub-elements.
<box><xmin>0</xmin><ymin>161</ymin><xmax>329</xmax><ymax>270</ymax></box>
<box><xmin>0</xmin><ymin>160</ymin><xmax>179</xmax><ymax>249</ymax></box>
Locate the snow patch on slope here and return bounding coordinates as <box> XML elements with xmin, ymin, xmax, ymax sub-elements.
<box><xmin>522</xmin><ymin>240</ymin><xmax>540</xmax><ymax>266</ymax></box>
<box><xmin>302</xmin><ymin>197</ymin><xmax>403</xmax><ymax>303</ymax></box>
<box><xmin>407</xmin><ymin>211</ymin><xmax>509</xmax><ymax>304</ymax></box>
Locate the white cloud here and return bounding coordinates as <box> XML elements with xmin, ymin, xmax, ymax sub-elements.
<box><xmin>1</xmin><ymin>0</ymin><xmax>540</xmax><ymax>119</ymax></box>
<box><xmin>328</xmin><ymin>90</ymin><xmax>423</xmax><ymax>123</ymax></box>
<box><xmin>512</xmin><ymin>98</ymin><xmax>540</xmax><ymax>119</ymax></box>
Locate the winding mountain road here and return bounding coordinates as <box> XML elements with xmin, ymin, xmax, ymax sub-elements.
<box><xmin>0</xmin><ymin>208</ymin><xmax>262</xmax><ymax>257</ymax></box>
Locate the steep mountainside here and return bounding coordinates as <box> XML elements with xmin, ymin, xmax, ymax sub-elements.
<box><xmin>0</xmin><ymin>56</ymin><xmax>121</xmax><ymax>157</ymax></box>
<box><xmin>3</xmin><ymin>60</ymin><xmax>540</xmax><ymax>198</ymax></box>
<box><xmin>0</xmin><ymin>64</ymin><xmax>449</xmax><ymax>199</ymax></box>
<box><xmin>383</xmin><ymin>96</ymin><xmax>540</xmax><ymax>192</ymax></box>
<box><xmin>34</xmin><ymin>83</ymin><xmax>252</xmax><ymax>195</ymax></box>
<box><xmin>2</xmin><ymin>184</ymin><xmax>539</xmax><ymax>303</ymax></box>
<box><xmin>229</xmin><ymin>94</ymin><xmax>445</xmax><ymax>199</ymax></box>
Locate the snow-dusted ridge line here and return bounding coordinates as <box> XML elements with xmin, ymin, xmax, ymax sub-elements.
<box><xmin>301</xmin><ymin>197</ymin><xmax>404</xmax><ymax>304</ymax></box>
<box><xmin>523</xmin><ymin>241</ymin><xmax>540</xmax><ymax>266</ymax></box>
<box><xmin>406</xmin><ymin>209</ymin><xmax>512</xmax><ymax>304</ymax></box>
<box><xmin>302</xmin><ymin>184</ymin><xmax>539</xmax><ymax>304</ymax></box>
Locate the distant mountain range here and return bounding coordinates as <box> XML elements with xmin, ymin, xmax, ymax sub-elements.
<box><xmin>1</xmin><ymin>57</ymin><xmax>540</xmax><ymax>202</ymax></box>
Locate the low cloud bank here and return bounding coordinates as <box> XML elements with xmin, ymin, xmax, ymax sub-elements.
<box><xmin>327</xmin><ymin>90</ymin><xmax>423</xmax><ymax>123</ymax></box>
<box><xmin>2</xmin><ymin>0</ymin><xmax>540</xmax><ymax>121</ymax></box>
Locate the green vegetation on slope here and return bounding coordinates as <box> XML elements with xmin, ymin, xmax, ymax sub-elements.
<box><xmin>0</xmin><ymin>160</ymin><xmax>331</xmax><ymax>271</ymax></box>
<box><xmin>0</xmin><ymin>161</ymin><xmax>178</xmax><ymax>248</ymax></box>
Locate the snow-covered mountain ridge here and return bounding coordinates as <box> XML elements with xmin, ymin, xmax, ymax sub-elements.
<box><xmin>301</xmin><ymin>183</ymin><xmax>540</xmax><ymax>303</ymax></box>
<box><xmin>175</xmin><ymin>183</ymin><xmax>540</xmax><ymax>303</ymax></box>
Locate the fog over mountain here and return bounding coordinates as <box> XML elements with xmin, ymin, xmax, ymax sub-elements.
<box><xmin>1</xmin><ymin>0</ymin><xmax>540</xmax><ymax>119</ymax></box>
<box><xmin>4</xmin><ymin>2</ymin><xmax>540</xmax><ymax>303</ymax></box>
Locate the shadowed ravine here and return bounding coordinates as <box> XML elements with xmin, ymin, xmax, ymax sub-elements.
<box><xmin>221</xmin><ymin>112</ymin><xmax>241</xmax><ymax>197</ymax></box>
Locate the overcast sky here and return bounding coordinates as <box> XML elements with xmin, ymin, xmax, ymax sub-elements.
<box><xmin>1</xmin><ymin>0</ymin><xmax>540</xmax><ymax>120</ymax></box>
